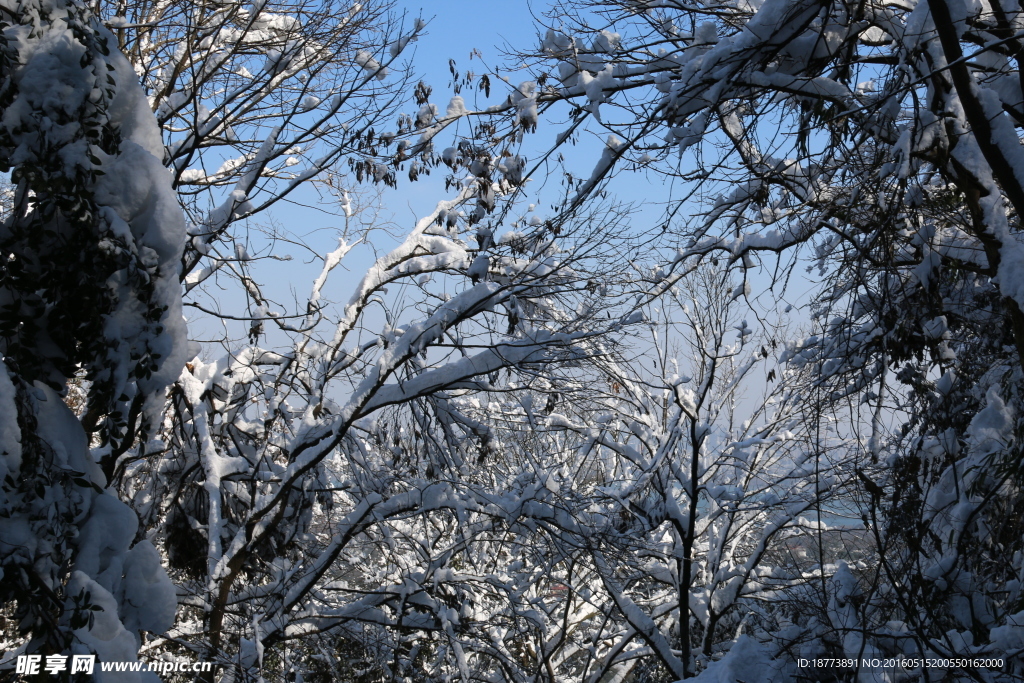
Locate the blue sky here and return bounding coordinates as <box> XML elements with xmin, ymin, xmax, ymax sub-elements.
<box><xmin>407</xmin><ymin>0</ymin><xmax>540</xmax><ymax>79</ymax></box>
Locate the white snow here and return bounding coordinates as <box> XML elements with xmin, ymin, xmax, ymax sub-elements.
<box><xmin>0</xmin><ymin>359</ymin><xmax>21</xmax><ymax>476</ymax></box>
<box><xmin>355</xmin><ymin>50</ymin><xmax>387</xmax><ymax>80</ymax></box>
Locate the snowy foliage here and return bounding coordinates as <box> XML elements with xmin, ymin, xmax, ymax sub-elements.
<box><xmin>99</xmin><ymin>0</ymin><xmax>427</xmax><ymax>300</ymax></box>
<box><xmin>119</xmin><ymin>183</ymin><xmax>644</xmax><ymax>679</ymax></box>
<box><xmin>5</xmin><ymin>0</ymin><xmax>1024</xmax><ymax>678</ymax></box>
<box><xmin>0</xmin><ymin>0</ymin><xmax>181</xmax><ymax>671</ymax></box>
<box><xmin>411</xmin><ymin>0</ymin><xmax>1024</xmax><ymax>676</ymax></box>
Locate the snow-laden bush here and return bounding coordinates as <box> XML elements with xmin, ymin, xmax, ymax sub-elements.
<box><xmin>0</xmin><ymin>0</ymin><xmax>182</xmax><ymax>671</ymax></box>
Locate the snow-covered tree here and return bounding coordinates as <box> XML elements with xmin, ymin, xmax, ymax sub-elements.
<box><xmin>419</xmin><ymin>0</ymin><xmax>1024</xmax><ymax>676</ymax></box>
<box><xmin>10</xmin><ymin>0</ymin><xmax>1024</xmax><ymax>676</ymax></box>
<box><xmin>0</xmin><ymin>0</ymin><xmax>183</xmax><ymax>670</ymax></box>
<box><xmin>508</xmin><ymin>267</ymin><xmax>845</xmax><ymax>680</ymax></box>
<box><xmin>119</xmin><ymin>181</ymin><xmax>642</xmax><ymax>678</ymax></box>
<box><xmin>85</xmin><ymin>0</ymin><xmax>430</xmax><ymax>368</ymax></box>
